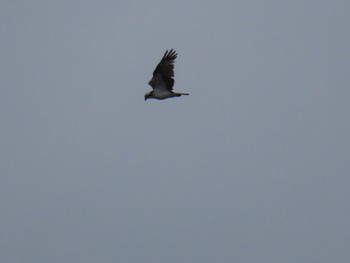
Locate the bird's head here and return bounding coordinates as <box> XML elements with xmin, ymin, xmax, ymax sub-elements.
<box><xmin>144</xmin><ymin>91</ymin><xmax>152</xmax><ymax>101</ymax></box>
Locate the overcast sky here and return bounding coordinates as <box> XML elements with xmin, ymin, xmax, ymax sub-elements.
<box><xmin>1</xmin><ymin>1</ymin><xmax>349</xmax><ymax>263</ymax></box>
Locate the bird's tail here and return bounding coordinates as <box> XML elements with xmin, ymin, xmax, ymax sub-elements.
<box><xmin>174</xmin><ymin>92</ymin><xmax>189</xmax><ymax>97</ymax></box>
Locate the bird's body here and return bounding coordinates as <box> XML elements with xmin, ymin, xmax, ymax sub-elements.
<box><xmin>145</xmin><ymin>89</ymin><xmax>188</xmax><ymax>100</ymax></box>
<box><xmin>145</xmin><ymin>49</ymin><xmax>189</xmax><ymax>100</ymax></box>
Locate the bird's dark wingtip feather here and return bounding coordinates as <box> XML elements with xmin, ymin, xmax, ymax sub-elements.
<box><xmin>162</xmin><ymin>49</ymin><xmax>177</xmax><ymax>60</ymax></box>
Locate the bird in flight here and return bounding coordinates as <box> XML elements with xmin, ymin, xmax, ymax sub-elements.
<box><xmin>145</xmin><ymin>49</ymin><xmax>189</xmax><ymax>100</ymax></box>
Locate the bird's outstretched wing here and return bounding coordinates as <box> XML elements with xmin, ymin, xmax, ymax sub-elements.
<box><xmin>149</xmin><ymin>49</ymin><xmax>177</xmax><ymax>91</ymax></box>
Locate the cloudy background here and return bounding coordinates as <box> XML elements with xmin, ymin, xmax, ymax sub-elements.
<box><xmin>1</xmin><ymin>1</ymin><xmax>349</xmax><ymax>262</ymax></box>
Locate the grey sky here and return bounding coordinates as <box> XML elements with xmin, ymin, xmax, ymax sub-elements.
<box><xmin>1</xmin><ymin>1</ymin><xmax>349</xmax><ymax>262</ymax></box>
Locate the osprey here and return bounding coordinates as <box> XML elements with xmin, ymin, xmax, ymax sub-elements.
<box><xmin>145</xmin><ymin>49</ymin><xmax>189</xmax><ymax>100</ymax></box>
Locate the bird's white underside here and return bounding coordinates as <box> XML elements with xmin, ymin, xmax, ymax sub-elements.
<box><xmin>150</xmin><ymin>89</ymin><xmax>173</xmax><ymax>99</ymax></box>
